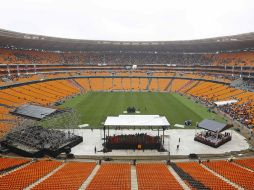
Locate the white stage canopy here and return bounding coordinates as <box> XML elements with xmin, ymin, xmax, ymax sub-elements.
<box><xmin>214</xmin><ymin>99</ymin><xmax>238</xmax><ymax>106</ymax></box>
<box><xmin>104</xmin><ymin>115</ymin><xmax>170</xmax><ymax>127</ymax></box>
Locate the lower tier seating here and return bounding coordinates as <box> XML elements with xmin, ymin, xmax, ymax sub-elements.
<box><xmin>0</xmin><ymin>157</ymin><xmax>30</xmax><ymax>172</ymax></box>
<box><xmin>234</xmin><ymin>158</ymin><xmax>254</xmax><ymax>171</ymax></box>
<box><xmin>136</xmin><ymin>163</ymin><xmax>183</xmax><ymax>190</ymax></box>
<box><xmin>86</xmin><ymin>163</ymin><xmax>131</xmax><ymax>190</ymax></box>
<box><xmin>203</xmin><ymin>160</ymin><xmax>254</xmax><ymax>189</ymax></box>
<box><xmin>176</xmin><ymin>162</ymin><xmax>235</xmax><ymax>189</ymax></box>
<box><xmin>0</xmin><ymin>160</ymin><xmax>62</xmax><ymax>190</ymax></box>
<box><xmin>0</xmin><ymin>157</ymin><xmax>254</xmax><ymax>189</ymax></box>
<box><xmin>32</xmin><ymin>162</ymin><xmax>96</xmax><ymax>190</ymax></box>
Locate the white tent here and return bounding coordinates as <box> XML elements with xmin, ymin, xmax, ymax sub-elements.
<box><xmin>214</xmin><ymin>99</ymin><xmax>238</xmax><ymax>106</ymax></box>
<box><xmin>104</xmin><ymin>115</ymin><xmax>170</xmax><ymax>127</ymax></box>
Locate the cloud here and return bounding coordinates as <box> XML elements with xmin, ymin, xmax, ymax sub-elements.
<box><xmin>0</xmin><ymin>0</ymin><xmax>253</xmax><ymax>41</ymax></box>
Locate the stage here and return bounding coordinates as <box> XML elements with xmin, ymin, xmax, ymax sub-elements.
<box><xmin>66</xmin><ymin>129</ymin><xmax>249</xmax><ymax>156</ymax></box>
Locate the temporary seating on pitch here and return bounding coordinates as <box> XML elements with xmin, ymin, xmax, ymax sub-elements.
<box><xmin>32</xmin><ymin>162</ymin><xmax>96</xmax><ymax>190</ymax></box>
<box><xmin>136</xmin><ymin>163</ymin><xmax>183</xmax><ymax>190</ymax></box>
<box><xmin>0</xmin><ymin>160</ymin><xmax>62</xmax><ymax>190</ymax></box>
<box><xmin>176</xmin><ymin>162</ymin><xmax>235</xmax><ymax>190</ymax></box>
<box><xmin>0</xmin><ymin>157</ymin><xmax>30</xmax><ymax>172</ymax></box>
<box><xmin>203</xmin><ymin>160</ymin><xmax>254</xmax><ymax>189</ymax></box>
<box><xmin>234</xmin><ymin>158</ymin><xmax>254</xmax><ymax>171</ymax></box>
<box><xmin>86</xmin><ymin>163</ymin><xmax>131</xmax><ymax>190</ymax></box>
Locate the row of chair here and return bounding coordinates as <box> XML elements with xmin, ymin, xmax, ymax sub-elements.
<box><xmin>234</xmin><ymin>158</ymin><xmax>254</xmax><ymax>171</ymax></box>
<box><xmin>32</xmin><ymin>162</ymin><xmax>96</xmax><ymax>190</ymax></box>
<box><xmin>203</xmin><ymin>160</ymin><xmax>254</xmax><ymax>189</ymax></box>
<box><xmin>136</xmin><ymin>163</ymin><xmax>183</xmax><ymax>190</ymax></box>
<box><xmin>0</xmin><ymin>160</ymin><xmax>62</xmax><ymax>190</ymax></box>
<box><xmin>1</xmin><ymin>48</ymin><xmax>254</xmax><ymax>66</ymax></box>
<box><xmin>176</xmin><ymin>162</ymin><xmax>235</xmax><ymax>190</ymax></box>
<box><xmin>86</xmin><ymin>163</ymin><xmax>131</xmax><ymax>190</ymax></box>
<box><xmin>0</xmin><ymin>157</ymin><xmax>30</xmax><ymax>172</ymax></box>
<box><xmin>1</xmin><ymin>157</ymin><xmax>254</xmax><ymax>190</ymax></box>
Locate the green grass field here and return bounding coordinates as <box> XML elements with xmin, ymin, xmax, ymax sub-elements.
<box><xmin>58</xmin><ymin>92</ymin><xmax>225</xmax><ymax>128</ymax></box>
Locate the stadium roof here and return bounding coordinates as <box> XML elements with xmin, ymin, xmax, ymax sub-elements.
<box><xmin>0</xmin><ymin>28</ymin><xmax>254</xmax><ymax>53</ymax></box>
<box><xmin>197</xmin><ymin>119</ymin><xmax>232</xmax><ymax>133</ymax></box>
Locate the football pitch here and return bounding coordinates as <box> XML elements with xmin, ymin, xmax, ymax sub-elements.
<box><xmin>59</xmin><ymin>92</ymin><xmax>225</xmax><ymax>128</ymax></box>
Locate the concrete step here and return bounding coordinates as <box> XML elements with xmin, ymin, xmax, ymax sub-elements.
<box><xmin>231</xmin><ymin>161</ymin><xmax>254</xmax><ymax>172</ymax></box>
<box><xmin>201</xmin><ymin>163</ymin><xmax>244</xmax><ymax>190</ymax></box>
<box><xmin>1</xmin><ymin>160</ymin><xmax>33</xmax><ymax>177</ymax></box>
<box><xmin>131</xmin><ymin>165</ymin><xmax>138</xmax><ymax>190</ymax></box>
<box><xmin>24</xmin><ymin>162</ymin><xmax>65</xmax><ymax>190</ymax></box>
<box><xmin>168</xmin><ymin>165</ymin><xmax>190</xmax><ymax>190</ymax></box>
<box><xmin>79</xmin><ymin>164</ymin><xmax>100</xmax><ymax>190</ymax></box>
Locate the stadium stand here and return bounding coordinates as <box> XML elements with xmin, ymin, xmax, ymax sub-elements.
<box><xmin>234</xmin><ymin>158</ymin><xmax>254</xmax><ymax>171</ymax></box>
<box><xmin>0</xmin><ymin>30</ymin><xmax>254</xmax><ymax>188</ymax></box>
<box><xmin>0</xmin><ymin>157</ymin><xmax>253</xmax><ymax>189</ymax></box>
<box><xmin>203</xmin><ymin>160</ymin><xmax>254</xmax><ymax>189</ymax></box>
<box><xmin>0</xmin><ymin>157</ymin><xmax>30</xmax><ymax>172</ymax></box>
<box><xmin>0</xmin><ymin>122</ymin><xmax>15</xmax><ymax>139</ymax></box>
<box><xmin>1</xmin><ymin>47</ymin><xmax>254</xmax><ymax>66</ymax></box>
<box><xmin>136</xmin><ymin>163</ymin><xmax>183</xmax><ymax>190</ymax></box>
<box><xmin>175</xmin><ymin>162</ymin><xmax>235</xmax><ymax>189</ymax></box>
<box><xmin>0</xmin><ymin>160</ymin><xmax>62</xmax><ymax>190</ymax></box>
<box><xmin>86</xmin><ymin>163</ymin><xmax>131</xmax><ymax>190</ymax></box>
<box><xmin>32</xmin><ymin>162</ymin><xmax>96</xmax><ymax>190</ymax></box>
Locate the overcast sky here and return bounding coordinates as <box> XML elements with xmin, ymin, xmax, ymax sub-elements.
<box><xmin>0</xmin><ymin>0</ymin><xmax>253</xmax><ymax>41</ymax></box>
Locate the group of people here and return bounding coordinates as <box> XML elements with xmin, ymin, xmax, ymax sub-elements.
<box><xmin>219</xmin><ymin>100</ymin><xmax>254</xmax><ymax>127</ymax></box>
<box><xmin>4</xmin><ymin>47</ymin><xmax>253</xmax><ymax>66</ymax></box>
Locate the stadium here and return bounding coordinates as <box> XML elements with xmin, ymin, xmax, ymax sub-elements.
<box><xmin>1</xmin><ymin>1</ymin><xmax>254</xmax><ymax>189</ymax></box>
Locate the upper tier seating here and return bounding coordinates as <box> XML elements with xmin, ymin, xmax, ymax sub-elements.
<box><xmin>1</xmin><ymin>48</ymin><xmax>254</xmax><ymax>66</ymax></box>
